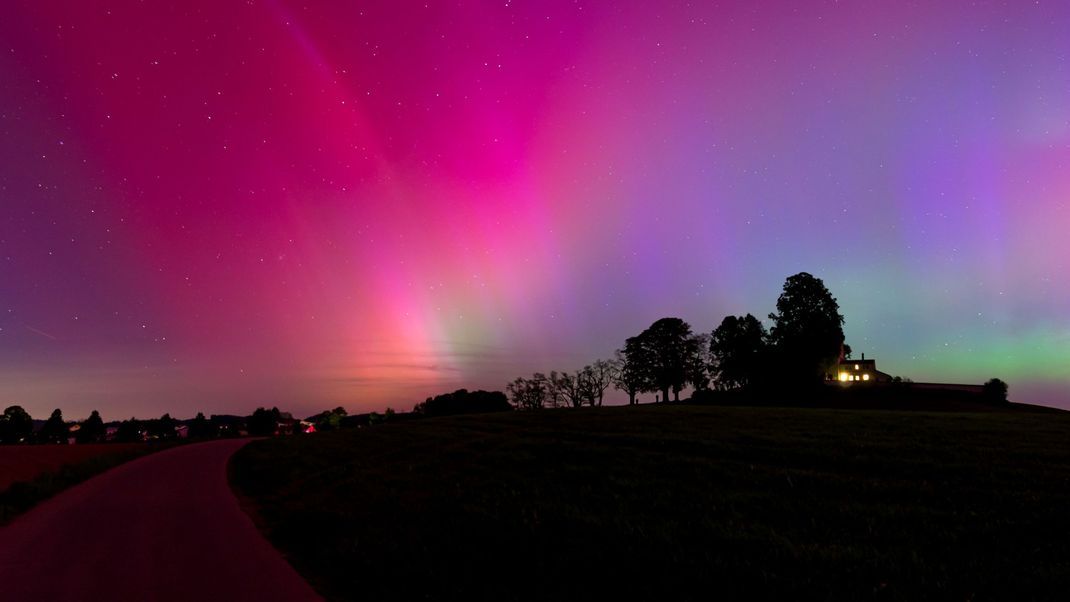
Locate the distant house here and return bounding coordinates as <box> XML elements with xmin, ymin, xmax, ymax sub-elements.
<box><xmin>830</xmin><ymin>353</ymin><xmax>893</xmax><ymax>384</ymax></box>
<box><xmin>276</xmin><ymin>412</ymin><xmax>297</xmax><ymax>436</ymax></box>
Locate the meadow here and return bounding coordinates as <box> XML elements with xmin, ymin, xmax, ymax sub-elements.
<box><xmin>231</xmin><ymin>404</ymin><xmax>1070</xmax><ymax>601</ymax></box>
<box><xmin>1</xmin><ymin>443</ymin><xmax>160</xmax><ymax>523</ymax></box>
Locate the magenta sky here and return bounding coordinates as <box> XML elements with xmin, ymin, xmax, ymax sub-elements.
<box><xmin>2</xmin><ymin>1</ymin><xmax>1068</xmax><ymax>419</ymax></box>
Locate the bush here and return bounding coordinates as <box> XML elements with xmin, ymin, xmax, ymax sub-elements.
<box><xmin>983</xmin><ymin>378</ymin><xmax>1009</xmax><ymax>403</ymax></box>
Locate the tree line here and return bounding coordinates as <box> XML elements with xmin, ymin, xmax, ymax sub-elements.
<box><xmin>505</xmin><ymin>271</ymin><xmax>1011</xmax><ymax>409</ymax></box>
<box><xmin>0</xmin><ymin>401</ymin><xmax>415</xmax><ymax>445</ymax></box>
<box><xmin>507</xmin><ymin>272</ymin><xmax>850</xmax><ymax>409</ymax></box>
<box><xmin>0</xmin><ymin>406</ymin><xmax>186</xmax><ymax>444</ymax></box>
<box><xmin>0</xmin><ymin>406</ymin><xmax>326</xmax><ymax>445</ymax></box>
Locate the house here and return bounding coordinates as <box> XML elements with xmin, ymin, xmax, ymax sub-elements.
<box><xmin>275</xmin><ymin>412</ymin><xmax>297</xmax><ymax>436</ymax></box>
<box><xmin>831</xmin><ymin>352</ymin><xmax>893</xmax><ymax>383</ymax></box>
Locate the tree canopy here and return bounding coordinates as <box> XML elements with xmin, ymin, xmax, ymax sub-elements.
<box><xmin>310</xmin><ymin>407</ymin><xmax>347</xmax><ymax>432</ymax></box>
<box><xmin>414</xmin><ymin>389</ymin><xmax>511</xmax><ymax>416</ymax></box>
<box><xmin>627</xmin><ymin>317</ymin><xmax>705</xmax><ymax>402</ymax></box>
<box><xmin>710</xmin><ymin>314</ymin><xmax>768</xmax><ymax>390</ymax></box>
<box><xmin>76</xmin><ymin>410</ymin><xmax>106</xmax><ymax>444</ymax></box>
<box><xmin>248</xmin><ymin>407</ymin><xmax>281</xmax><ymax>436</ymax></box>
<box><xmin>983</xmin><ymin>378</ymin><xmax>1009</xmax><ymax>403</ymax></box>
<box><xmin>507</xmin><ymin>374</ymin><xmax>550</xmax><ymax>410</ymax></box>
<box><xmin>612</xmin><ymin>346</ymin><xmax>648</xmax><ymax>405</ymax></box>
<box><xmin>0</xmin><ymin>405</ymin><xmax>34</xmax><ymax>444</ymax></box>
<box><xmin>189</xmin><ymin>412</ymin><xmax>214</xmax><ymax>438</ymax></box>
<box><xmin>38</xmin><ymin>408</ymin><xmax>68</xmax><ymax>444</ymax></box>
<box><xmin>768</xmin><ymin>272</ymin><xmax>845</xmax><ymax>385</ymax></box>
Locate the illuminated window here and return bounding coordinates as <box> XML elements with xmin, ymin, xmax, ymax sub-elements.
<box><xmin>863</xmin><ymin>373</ymin><xmax>870</xmax><ymax>381</ymax></box>
<box><xmin>839</xmin><ymin>372</ymin><xmax>849</xmax><ymax>382</ymax></box>
<box><xmin>855</xmin><ymin>364</ymin><xmax>860</xmax><ymax>370</ymax></box>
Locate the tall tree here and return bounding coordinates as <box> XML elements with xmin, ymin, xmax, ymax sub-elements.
<box><xmin>551</xmin><ymin>371</ymin><xmax>586</xmax><ymax>408</ymax></box>
<box><xmin>768</xmin><ymin>273</ymin><xmax>845</xmax><ymax>385</ymax></box>
<box><xmin>0</xmin><ymin>405</ymin><xmax>34</xmax><ymax>444</ymax></box>
<box><xmin>614</xmin><ymin>343</ymin><xmax>648</xmax><ymax>405</ymax></box>
<box><xmin>115</xmin><ymin>418</ymin><xmax>143</xmax><ymax>443</ymax></box>
<box><xmin>76</xmin><ymin>410</ymin><xmax>106</xmax><ymax>444</ymax></box>
<box><xmin>38</xmin><ymin>408</ymin><xmax>68</xmax><ymax>444</ymax></box>
<box><xmin>248</xmin><ymin>407</ymin><xmax>280</xmax><ymax>436</ymax></box>
<box><xmin>710</xmin><ymin>314</ymin><xmax>768</xmax><ymax>390</ymax></box>
<box><xmin>545</xmin><ymin>372</ymin><xmax>566</xmax><ymax>408</ymax></box>
<box><xmin>582</xmin><ymin>360</ymin><xmax>617</xmax><ymax>406</ymax></box>
<box><xmin>507</xmin><ymin>374</ymin><xmax>549</xmax><ymax>410</ymax></box>
<box><xmin>189</xmin><ymin>412</ymin><xmax>214</xmax><ymax>438</ymax></box>
<box><xmin>684</xmin><ymin>333</ymin><xmax>711</xmax><ymax>392</ymax></box>
<box><xmin>633</xmin><ymin>317</ymin><xmax>702</xmax><ymax>402</ymax></box>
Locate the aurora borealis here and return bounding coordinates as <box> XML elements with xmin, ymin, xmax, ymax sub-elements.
<box><xmin>1</xmin><ymin>1</ymin><xmax>1068</xmax><ymax>418</ymax></box>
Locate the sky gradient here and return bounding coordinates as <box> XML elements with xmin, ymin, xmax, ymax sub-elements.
<box><xmin>2</xmin><ymin>1</ymin><xmax>1068</xmax><ymax>419</ymax></box>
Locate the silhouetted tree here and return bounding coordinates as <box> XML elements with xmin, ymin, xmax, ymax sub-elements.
<box><xmin>189</xmin><ymin>412</ymin><xmax>213</xmax><ymax>438</ymax></box>
<box><xmin>311</xmin><ymin>406</ymin><xmax>347</xmax><ymax>432</ymax></box>
<box><xmin>545</xmin><ymin>372</ymin><xmax>567</xmax><ymax>408</ymax></box>
<box><xmin>582</xmin><ymin>359</ymin><xmax>617</xmax><ymax>406</ymax></box>
<box><xmin>767</xmin><ymin>273</ymin><xmax>845</xmax><ymax>385</ymax></box>
<box><xmin>983</xmin><ymin>378</ymin><xmax>1009</xmax><ymax>404</ymax></box>
<box><xmin>209</xmin><ymin>414</ymin><xmax>241</xmax><ymax>438</ymax></box>
<box><xmin>414</xmin><ymin>389</ymin><xmax>511</xmax><ymax>416</ymax></box>
<box><xmin>614</xmin><ymin>344</ymin><xmax>649</xmax><ymax>405</ymax></box>
<box><xmin>147</xmin><ymin>413</ymin><xmax>178</xmax><ymax>439</ymax></box>
<box><xmin>76</xmin><ymin>410</ymin><xmax>106</xmax><ymax>444</ymax></box>
<box><xmin>38</xmin><ymin>408</ymin><xmax>68</xmax><ymax>444</ymax></box>
<box><xmin>0</xmin><ymin>405</ymin><xmax>34</xmax><ymax>444</ymax></box>
<box><xmin>115</xmin><ymin>418</ymin><xmax>143</xmax><ymax>442</ymax></box>
<box><xmin>632</xmin><ymin>318</ymin><xmax>703</xmax><ymax>402</ymax></box>
<box><xmin>710</xmin><ymin>314</ymin><xmax>769</xmax><ymax>390</ymax></box>
<box><xmin>684</xmin><ymin>333</ymin><xmax>711</xmax><ymax>392</ymax></box>
<box><xmin>550</xmin><ymin>371</ymin><xmax>584</xmax><ymax>408</ymax></box>
<box><xmin>248</xmin><ymin>407</ymin><xmax>282</xmax><ymax>436</ymax></box>
<box><xmin>507</xmin><ymin>374</ymin><xmax>549</xmax><ymax>410</ymax></box>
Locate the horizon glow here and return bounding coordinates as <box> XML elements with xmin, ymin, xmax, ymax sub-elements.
<box><xmin>1</xmin><ymin>1</ymin><xmax>1068</xmax><ymax>419</ymax></box>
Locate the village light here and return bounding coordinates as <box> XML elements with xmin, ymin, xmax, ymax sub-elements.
<box><xmin>839</xmin><ymin>372</ymin><xmax>849</xmax><ymax>382</ymax></box>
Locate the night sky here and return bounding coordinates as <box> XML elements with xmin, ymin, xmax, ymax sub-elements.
<box><xmin>2</xmin><ymin>1</ymin><xmax>1068</xmax><ymax>419</ymax></box>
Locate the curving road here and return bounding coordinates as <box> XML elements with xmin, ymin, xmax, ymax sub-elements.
<box><xmin>0</xmin><ymin>439</ymin><xmax>321</xmax><ymax>601</ymax></box>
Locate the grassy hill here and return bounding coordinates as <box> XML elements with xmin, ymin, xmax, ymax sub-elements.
<box><xmin>231</xmin><ymin>404</ymin><xmax>1070</xmax><ymax>601</ymax></box>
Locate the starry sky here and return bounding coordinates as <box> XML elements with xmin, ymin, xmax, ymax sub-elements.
<box><xmin>1</xmin><ymin>1</ymin><xmax>1068</xmax><ymax>419</ymax></box>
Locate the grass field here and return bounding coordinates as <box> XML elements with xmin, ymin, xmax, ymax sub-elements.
<box><xmin>231</xmin><ymin>404</ymin><xmax>1070</xmax><ymax>601</ymax></box>
<box><xmin>0</xmin><ymin>444</ymin><xmax>144</xmax><ymax>491</ymax></box>
<box><xmin>0</xmin><ymin>443</ymin><xmax>161</xmax><ymax>523</ymax></box>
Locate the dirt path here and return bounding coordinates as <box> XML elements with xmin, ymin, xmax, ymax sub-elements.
<box><xmin>0</xmin><ymin>439</ymin><xmax>320</xmax><ymax>601</ymax></box>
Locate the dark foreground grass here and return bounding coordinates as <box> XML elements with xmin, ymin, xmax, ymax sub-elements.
<box><xmin>1</xmin><ymin>443</ymin><xmax>171</xmax><ymax>524</ymax></box>
<box><xmin>231</xmin><ymin>405</ymin><xmax>1070</xmax><ymax>601</ymax></box>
